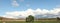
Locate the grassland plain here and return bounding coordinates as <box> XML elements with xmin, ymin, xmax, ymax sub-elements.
<box><xmin>0</xmin><ymin>20</ymin><xmax>60</xmax><ymax>23</ymax></box>
<box><xmin>0</xmin><ymin>21</ymin><xmax>60</xmax><ymax>23</ymax></box>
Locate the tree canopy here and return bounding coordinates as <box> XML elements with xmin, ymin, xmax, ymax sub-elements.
<box><xmin>26</xmin><ymin>15</ymin><xmax>34</xmax><ymax>23</ymax></box>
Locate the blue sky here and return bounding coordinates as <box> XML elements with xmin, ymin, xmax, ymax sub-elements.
<box><xmin>0</xmin><ymin>0</ymin><xmax>60</xmax><ymax>18</ymax></box>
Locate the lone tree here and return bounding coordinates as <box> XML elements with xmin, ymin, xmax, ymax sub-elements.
<box><xmin>26</xmin><ymin>15</ymin><xmax>34</xmax><ymax>23</ymax></box>
<box><xmin>57</xmin><ymin>17</ymin><xmax>60</xmax><ymax>21</ymax></box>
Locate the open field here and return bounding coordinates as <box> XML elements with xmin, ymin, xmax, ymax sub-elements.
<box><xmin>0</xmin><ymin>21</ymin><xmax>57</xmax><ymax>23</ymax></box>
<box><xmin>0</xmin><ymin>20</ymin><xmax>60</xmax><ymax>23</ymax></box>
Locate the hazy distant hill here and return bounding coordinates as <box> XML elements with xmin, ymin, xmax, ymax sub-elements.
<box><xmin>0</xmin><ymin>17</ymin><xmax>25</xmax><ymax>20</ymax></box>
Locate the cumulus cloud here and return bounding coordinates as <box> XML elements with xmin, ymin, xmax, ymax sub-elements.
<box><xmin>11</xmin><ymin>0</ymin><xmax>19</xmax><ymax>7</ymax></box>
<box><xmin>2</xmin><ymin>8</ymin><xmax>60</xmax><ymax>19</ymax></box>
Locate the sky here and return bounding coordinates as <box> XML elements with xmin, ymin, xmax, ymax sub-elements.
<box><xmin>0</xmin><ymin>0</ymin><xmax>60</xmax><ymax>19</ymax></box>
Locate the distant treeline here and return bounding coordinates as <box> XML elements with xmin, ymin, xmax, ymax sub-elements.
<box><xmin>0</xmin><ymin>17</ymin><xmax>60</xmax><ymax>20</ymax></box>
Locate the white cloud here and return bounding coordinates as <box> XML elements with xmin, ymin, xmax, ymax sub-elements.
<box><xmin>49</xmin><ymin>8</ymin><xmax>60</xmax><ymax>15</ymax></box>
<box><xmin>11</xmin><ymin>0</ymin><xmax>19</xmax><ymax>7</ymax></box>
<box><xmin>2</xmin><ymin>8</ymin><xmax>60</xmax><ymax>19</ymax></box>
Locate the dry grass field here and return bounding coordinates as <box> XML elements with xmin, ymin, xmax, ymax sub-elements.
<box><xmin>0</xmin><ymin>20</ymin><xmax>60</xmax><ymax>23</ymax></box>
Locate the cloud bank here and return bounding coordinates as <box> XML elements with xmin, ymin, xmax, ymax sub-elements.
<box><xmin>2</xmin><ymin>8</ymin><xmax>60</xmax><ymax>19</ymax></box>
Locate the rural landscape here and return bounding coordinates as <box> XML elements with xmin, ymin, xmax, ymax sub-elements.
<box><xmin>0</xmin><ymin>0</ymin><xmax>60</xmax><ymax>23</ymax></box>
<box><xmin>0</xmin><ymin>15</ymin><xmax>60</xmax><ymax>23</ymax></box>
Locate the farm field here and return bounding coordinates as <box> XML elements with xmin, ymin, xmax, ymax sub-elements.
<box><xmin>0</xmin><ymin>20</ymin><xmax>60</xmax><ymax>23</ymax></box>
